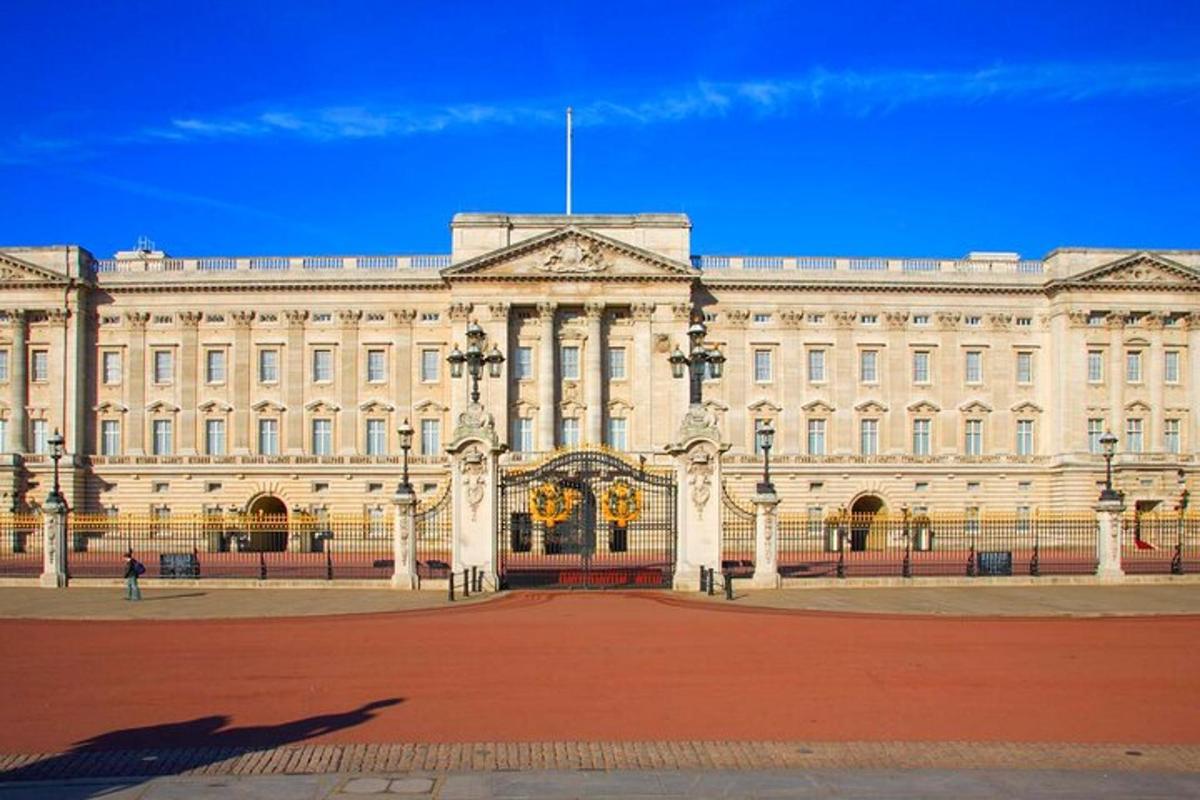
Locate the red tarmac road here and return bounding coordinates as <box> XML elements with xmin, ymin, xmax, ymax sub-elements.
<box><xmin>1</xmin><ymin>591</ymin><xmax>1198</xmax><ymax>754</ymax></box>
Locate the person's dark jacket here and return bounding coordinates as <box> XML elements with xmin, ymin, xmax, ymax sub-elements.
<box><xmin>124</xmin><ymin>559</ymin><xmax>137</xmax><ymax>579</ymax></box>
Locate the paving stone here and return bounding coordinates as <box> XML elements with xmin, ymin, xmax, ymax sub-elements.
<box><xmin>388</xmin><ymin>776</ymin><xmax>435</xmax><ymax>793</ymax></box>
<box><xmin>342</xmin><ymin>776</ymin><xmax>392</xmax><ymax>794</ymax></box>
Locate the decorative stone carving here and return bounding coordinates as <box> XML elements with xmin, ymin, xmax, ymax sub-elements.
<box><xmin>178</xmin><ymin>311</ymin><xmax>203</xmax><ymax>327</ymax></box>
<box><xmin>884</xmin><ymin>311</ymin><xmax>909</xmax><ymax>330</ymax></box>
<box><xmin>1105</xmin><ymin>311</ymin><xmax>1126</xmax><ymax>329</ymax></box>
<box><xmin>832</xmin><ymin>311</ymin><xmax>857</xmax><ymax>329</ymax></box>
<box><xmin>488</xmin><ymin>302</ymin><xmax>510</xmax><ymax>321</ymax></box>
<box><xmin>1066</xmin><ymin>310</ymin><xmax>1090</xmax><ymax>328</ymax></box>
<box><xmin>724</xmin><ymin>309</ymin><xmax>750</xmax><ymax>328</ymax></box>
<box><xmin>536</xmin><ymin>302</ymin><xmax>556</xmax><ymax>323</ymax></box>
<box><xmin>392</xmin><ymin>308</ymin><xmax>417</xmax><ymax>324</ymax></box>
<box><xmin>448</xmin><ymin>302</ymin><xmax>473</xmax><ymax>322</ymax></box>
<box><xmin>124</xmin><ymin>311</ymin><xmax>150</xmax><ymax>329</ymax></box>
<box><xmin>779</xmin><ymin>309</ymin><xmax>805</xmax><ymax>329</ymax></box>
<box><xmin>654</xmin><ymin>334</ymin><xmax>672</xmax><ymax>354</ymax></box>
<box><xmin>284</xmin><ymin>310</ymin><xmax>309</xmax><ymax>326</ymax></box>
<box><xmin>1184</xmin><ymin>312</ymin><xmax>1200</xmax><ymax>331</ymax></box>
<box><xmin>338</xmin><ymin>309</ymin><xmax>363</xmax><ymax>326</ymax></box>
<box><xmin>677</xmin><ymin>404</ymin><xmax>720</xmax><ymax>445</ymax></box>
<box><xmin>630</xmin><ymin>302</ymin><xmax>656</xmax><ymax>321</ymax></box>
<box><xmin>687</xmin><ymin>447</ymin><xmax>715</xmax><ymax>513</ymax></box>
<box><xmin>460</xmin><ymin>445</ymin><xmax>487</xmax><ymax>521</ymax></box>
<box><xmin>538</xmin><ymin>236</ymin><xmax>608</xmax><ymax>273</ymax></box>
<box><xmin>230</xmin><ymin>310</ymin><xmax>256</xmax><ymax>328</ymax></box>
<box><xmin>583</xmin><ymin>302</ymin><xmax>605</xmax><ymax>320</ymax></box>
<box><xmin>935</xmin><ymin>311</ymin><xmax>961</xmax><ymax>330</ymax></box>
<box><xmin>452</xmin><ymin>402</ymin><xmax>499</xmax><ymax>449</ymax></box>
<box><xmin>988</xmin><ymin>313</ymin><xmax>1013</xmax><ymax>331</ymax></box>
<box><xmin>671</xmin><ymin>304</ymin><xmax>693</xmax><ymax>322</ymax></box>
<box><xmin>1143</xmin><ymin>311</ymin><xmax>1165</xmax><ymax>330</ymax></box>
<box><xmin>43</xmin><ymin>308</ymin><xmax>70</xmax><ymax>326</ymax></box>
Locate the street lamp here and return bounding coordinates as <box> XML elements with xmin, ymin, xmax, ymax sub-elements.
<box><xmin>447</xmin><ymin>320</ymin><xmax>505</xmax><ymax>405</ymax></box>
<box><xmin>1099</xmin><ymin>430</ymin><xmax>1120</xmax><ymax>502</ymax></box>
<box><xmin>668</xmin><ymin>317</ymin><xmax>725</xmax><ymax>406</ymax></box>
<box><xmin>755</xmin><ymin>421</ymin><xmax>775</xmax><ymax>494</ymax></box>
<box><xmin>46</xmin><ymin>428</ymin><xmax>66</xmax><ymax>511</ymax></box>
<box><xmin>397</xmin><ymin>418</ymin><xmax>414</xmax><ymax>496</ymax></box>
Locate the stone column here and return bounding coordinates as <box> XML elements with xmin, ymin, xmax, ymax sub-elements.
<box><xmin>393</xmin><ymin>309</ymin><xmax>417</xmax><ymax>416</ymax></box>
<box><xmin>448</xmin><ymin>419</ymin><xmax>502</xmax><ymax>588</ymax></box>
<box><xmin>40</xmin><ymin>497</ymin><xmax>67</xmax><ymax>588</ymax></box>
<box><xmin>536</xmin><ymin>303</ymin><xmax>557</xmax><ymax>451</ymax></box>
<box><xmin>750</xmin><ymin>488</ymin><xmax>781</xmax><ymax>588</ymax></box>
<box><xmin>1147</xmin><ymin>313</ymin><xmax>1165</xmax><ymax>452</ymax></box>
<box><xmin>668</xmin><ymin>417</ymin><xmax>724</xmax><ymax>589</ymax></box>
<box><xmin>391</xmin><ymin>487</ymin><xmax>418</xmax><ymax>589</ymax></box>
<box><xmin>724</xmin><ymin>310</ymin><xmax>748</xmax><ymax>451</ymax></box>
<box><xmin>1107</xmin><ymin>313</ymin><xmax>1125</xmax><ymax>446</ymax></box>
<box><xmin>229</xmin><ymin>311</ymin><xmax>256</xmax><ymax>454</ymax></box>
<box><xmin>1095</xmin><ymin>499</ymin><xmax>1125</xmax><ymax>580</ymax></box>
<box><xmin>936</xmin><ymin>313</ymin><xmax>961</xmax><ymax>453</ymax></box>
<box><xmin>338</xmin><ymin>310</ymin><xmax>362</xmax><ymax>454</ymax></box>
<box><xmin>584</xmin><ymin>303</ymin><xmax>604</xmax><ymax>444</ymax></box>
<box><xmin>124</xmin><ymin>312</ymin><xmax>150</xmax><ymax>454</ymax></box>
<box><xmin>178</xmin><ymin>311</ymin><xmax>202</xmax><ymax>454</ymax></box>
<box><xmin>1189</xmin><ymin>313</ymin><xmax>1200</xmax><ymax>456</ymax></box>
<box><xmin>447</xmin><ymin>303</ymin><xmax>473</xmax><ymax>437</ymax></box>
<box><xmin>485</xmin><ymin>303</ymin><xmax>510</xmax><ymax>445</ymax></box>
<box><xmin>631</xmin><ymin>303</ymin><xmax>655</xmax><ymax>452</ymax></box>
<box><xmin>7</xmin><ymin>310</ymin><xmax>27</xmax><ymax>453</ymax></box>
<box><xmin>283</xmin><ymin>310</ymin><xmax>308</xmax><ymax>455</ymax></box>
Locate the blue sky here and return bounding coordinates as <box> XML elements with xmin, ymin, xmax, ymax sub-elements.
<box><xmin>2</xmin><ymin>1</ymin><xmax>1198</xmax><ymax>259</ymax></box>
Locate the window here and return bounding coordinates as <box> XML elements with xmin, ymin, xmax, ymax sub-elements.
<box><xmin>1016</xmin><ymin>351</ymin><xmax>1033</xmax><ymax>384</ymax></box>
<box><xmin>912</xmin><ymin>418</ymin><xmax>931</xmax><ymax>455</ymax></box>
<box><xmin>1126</xmin><ymin>350</ymin><xmax>1142</xmax><ymax>383</ymax></box>
<box><xmin>753</xmin><ymin>313</ymin><xmax>771</xmax><ymax>323</ymax></box>
<box><xmin>205</xmin><ymin>419</ymin><xmax>226</xmax><ymax>455</ymax></box>
<box><xmin>365</xmin><ymin>419</ymin><xmax>387</xmax><ymax>455</ymax></box>
<box><xmin>31</xmin><ymin>350</ymin><xmax>49</xmax><ymax>382</ymax></box>
<box><xmin>366</xmin><ymin>350</ymin><xmax>386</xmax><ymax>383</ymax></box>
<box><xmin>420</xmin><ymin>419</ymin><xmax>440</xmax><ymax>455</ymax></box>
<box><xmin>1016</xmin><ymin>316</ymin><xmax>1032</xmax><ymax>327</ymax></box>
<box><xmin>807</xmin><ymin>313</ymin><xmax>824</xmax><ymax>324</ymax></box>
<box><xmin>420</xmin><ymin>312</ymin><xmax>439</xmax><ymax>322</ymax></box>
<box><xmin>860</xmin><ymin>350</ymin><xmax>878</xmax><ymax>383</ymax></box>
<box><xmin>560</xmin><ymin>418</ymin><xmax>580</xmax><ymax>447</ymax></box>
<box><xmin>205</xmin><ymin>350</ymin><xmax>226</xmax><ymax>384</ymax></box>
<box><xmin>1087</xmin><ymin>312</ymin><xmax>1106</xmax><ymax>326</ymax></box>
<box><xmin>965</xmin><ymin>316</ymin><xmax>981</xmax><ymax>327</ymax></box>
<box><xmin>1125</xmin><ymin>418</ymin><xmax>1143</xmax><ymax>453</ymax></box>
<box><xmin>100</xmin><ymin>420</ymin><xmax>120</xmax><ymax>455</ymax></box>
<box><xmin>807</xmin><ymin>349</ymin><xmax>825</xmax><ymax>382</ymax></box>
<box><xmin>965</xmin><ymin>351</ymin><xmax>982</xmax><ymax>384</ymax></box>
<box><xmin>913</xmin><ymin>314</ymin><xmax>930</xmax><ymax>325</ymax></box>
<box><xmin>965</xmin><ymin>419</ymin><xmax>983</xmax><ymax>456</ymax></box>
<box><xmin>420</xmin><ymin>349</ymin><xmax>439</xmax><ymax>382</ymax></box>
<box><xmin>754</xmin><ymin>349</ymin><xmax>773</xmax><ymax>382</ymax></box>
<box><xmin>0</xmin><ymin>349</ymin><xmax>7</xmax><ymax>382</ymax></box>
<box><xmin>312</xmin><ymin>419</ymin><xmax>333</xmax><ymax>455</ymax></box>
<box><xmin>1016</xmin><ymin>419</ymin><xmax>1034</xmax><ymax>456</ymax></box>
<box><xmin>859</xmin><ymin>419</ymin><xmax>878</xmax><ymax>455</ymax></box>
<box><xmin>512</xmin><ymin>417</ymin><xmax>533</xmax><ymax>452</ymax></box>
<box><xmin>861</xmin><ymin>314</ymin><xmax>878</xmax><ymax>325</ymax></box>
<box><xmin>607</xmin><ymin>417</ymin><xmax>627</xmax><ymax>450</ymax></box>
<box><xmin>513</xmin><ymin>346</ymin><xmax>533</xmax><ymax>380</ymax></box>
<box><xmin>1165</xmin><ymin>351</ymin><xmax>1180</xmax><ymax>384</ymax></box>
<box><xmin>1087</xmin><ymin>350</ymin><xmax>1103</xmax><ymax>383</ymax></box>
<box><xmin>32</xmin><ymin>420</ymin><xmax>48</xmax><ymax>454</ymax></box>
<box><xmin>607</xmin><ymin>347</ymin><xmax>626</xmax><ymax>380</ymax></box>
<box><xmin>561</xmin><ymin>346</ymin><xmax>580</xmax><ymax>380</ymax></box>
<box><xmin>102</xmin><ymin>351</ymin><xmax>121</xmax><ymax>384</ymax></box>
<box><xmin>807</xmin><ymin>506</ymin><xmax>823</xmax><ymax>536</ymax></box>
<box><xmin>753</xmin><ymin>419</ymin><xmax>770</xmax><ymax>455</ymax></box>
<box><xmin>0</xmin><ymin>419</ymin><xmax>6</xmax><ymax>451</ymax></box>
<box><xmin>258</xmin><ymin>350</ymin><xmax>279</xmax><ymax>383</ymax></box>
<box><xmin>152</xmin><ymin>350</ymin><xmax>172</xmax><ymax>384</ymax></box>
<box><xmin>152</xmin><ymin>419</ymin><xmax>173</xmax><ymax>455</ymax></box>
<box><xmin>1087</xmin><ymin>418</ymin><xmax>1104</xmax><ymax>454</ymax></box>
<box><xmin>1164</xmin><ymin>419</ymin><xmax>1181</xmax><ymax>454</ymax></box>
<box><xmin>258</xmin><ymin>419</ymin><xmax>279</xmax><ymax>455</ymax></box>
<box><xmin>313</xmin><ymin>349</ymin><xmax>333</xmax><ymax>382</ymax></box>
<box><xmin>807</xmin><ymin>419</ymin><xmax>826</xmax><ymax>456</ymax></box>
<box><xmin>912</xmin><ymin>351</ymin><xmax>931</xmax><ymax>383</ymax></box>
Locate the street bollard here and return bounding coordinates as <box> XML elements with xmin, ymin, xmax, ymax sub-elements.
<box><xmin>699</xmin><ymin>566</ymin><xmax>707</xmax><ymax>592</ymax></box>
<box><xmin>462</xmin><ymin>568</ymin><xmax>470</xmax><ymax>597</ymax></box>
<box><xmin>259</xmin><ymin>552</ymin><xmax>267</xmax><ymax>581</ymax></box>
<box><xmin>448</xmin><ymin>573</ymin><xmax>455</xmax><ymax>602</ymax></box>
<box><xmin>707</xmin><ymin>569</ymin><xmax>715</xmax><ymax>596</ymax></box>
<box><xmin>724</xmin><ymin>572</ymin><xmax>733</xmax><ymax>601</ymax></box>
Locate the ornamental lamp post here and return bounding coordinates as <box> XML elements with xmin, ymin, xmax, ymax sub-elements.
<box><xmin>668</xmin><ymin>317</ymin><xmax>725</xmax><ymax>406</ymax></box>
<box><xmin>397</xmin><ymin>418</ymin><xmax>414</xmax><ymax>496</ymax></box>
<box><xmin>447</xmin><ymin>320</ymin><xmax>504</xmax><ymax>405</ymax></box>
<box><xmin>46</xmin><ymin>428</ymin><xmax>66</xmax><ymax>511</ymax></box>
<box><xmin>1099</xmin><ymin>430</ymin><xmax>1120</xmax><ymax>502</ymax></box>
<box><xmin>755</xmin><ymin>421</ymin><xmax>775</xmax><ymax>494</ymax></box>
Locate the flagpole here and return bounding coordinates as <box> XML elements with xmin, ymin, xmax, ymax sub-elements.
<box><xmin>566</xmin><ymin>106</ymin><xmax>573</xmax><ymax>216</ymax></box>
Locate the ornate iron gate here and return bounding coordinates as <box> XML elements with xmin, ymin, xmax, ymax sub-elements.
<box><xmin>497</xmin><ymin>448</ymin><xmax>677</xmax><ymax>589</ymax></box>
<box><xmin>415</xmin><ymin>483</ymin><xmax>453</xmax><ymax>580</ymax></box>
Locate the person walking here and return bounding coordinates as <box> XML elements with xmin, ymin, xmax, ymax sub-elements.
<box><xmin>123</xmin><ymin>550</ymin><xmax>143</xmax><ymax>601</ymax></box>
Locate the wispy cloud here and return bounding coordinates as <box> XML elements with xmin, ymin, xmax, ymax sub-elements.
<box><xmin>5</xmin><ymin>61</ymin><xmax>1199</xmax><ymax>163</ymax></box>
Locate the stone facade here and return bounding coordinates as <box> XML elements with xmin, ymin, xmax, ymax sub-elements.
<box><xmin>0</xmin><ymin>213</ymin><xmax>1196</xmax><ymax>521</ymax></box>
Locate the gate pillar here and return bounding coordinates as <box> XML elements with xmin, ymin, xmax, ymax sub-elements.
<box><xmin>391</xmin><ymin>487</ymin><xmax>418</xmax><ymax>590</ymax></box>
<box><xmin>1094</xmin><ymin>499</ymin><xmax>1125</xmax><ymax>580</ymax></box>
<box><xmin>41</xmin><ymin>497</ymin><xmax>67</xmax><ymax>588</ymax></box>
<box><xmin>750</xmin><ymin>489</ymin><xmax>781</xmax><ymax>589</ymax></box>
<box><xmin>448</xmin><ymin>403</ymin><xmax>504</xmax><ymax>588</ymax></box>
<box><xmin>668</xmin><ymin>408</ymin><xmax>727</xmax><ymax>590</ymax></box>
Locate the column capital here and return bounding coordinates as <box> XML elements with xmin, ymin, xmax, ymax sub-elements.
<box><xmin>392</xmin><ymin>308</ymin><xmax>417</xmax><ymax>325</ymax></box>
<box><xmin>2</xmin><ymin>309</ymin><xmax>28</xmax><ymax>326</ymax></box>
<box><xmin>487</xmin><ymin>302</ymin><xmax>511</xmax><ymax>322</ymax></box>
<box><xmin>936</xmin><ymin>311</ymin><xmax>961</xmax><ymax>331</ymax></box>
<box><xmin>584</xmin><ymin>302</ymin><xmax>605</xmax><ymax>320</ymax></box>
<box><xmin>337</xmin><ymin>309</ymin><xmax>363</xmax><ymax>328</ymax></box>
<box><xmin>630</xmin><ymin>302</ymin><xmax>656</xmax><ymax>321</ymax></box>
<box><xmin>536</xmin><ymin>302</ymin><xmax>557</xmax><ymax>322</ymax></box>
<box><xmin>671</xmin><ymin>303</ymin><xmax>692</xmax><ymax>322</ymax></box>
<box><xmin>780</xmin><ymin>309</ymin><xmax>805</xmax><ymax>329</ymax></box>
<box><xmin>230</xmin><ymin>310</ymin><xmax>256</xmax><ymax>328</ymax></box>
<box><xmin>724</xmin><ymin>309</ymin><xmax>750</xmax><ymax>329</ymax></box>
<box><xmin>44</xmin><ymin>308</ymin><xmax>70</xmax><ymax>326</ymax></box>
<box><xmin>178</xmin><ymin>311</ymin><xmax>203</xmax><ymax>328</ymax></box>
<box><xmin>448</xmin><ymin>302</ymin><xmax>473</xmax><ymax>322</ymax></box>
<box><xmin>1185</xmin><ymin>311</ymin><xmax>1200</xmax><ymax>331</ymax></box>
<box><xmin>283</xmin><ymin>309</ymin><xmax>309</xmax><ymax>327</ymax></box>
<box><xmin>124</xmin><ymin>311</ymin><xmax>150</xmax><ymax>330</ymax></box>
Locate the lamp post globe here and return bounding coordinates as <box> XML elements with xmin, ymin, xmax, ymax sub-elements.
<box><xmin>756</xmin><ymin>421</ymin><xmax>775</xmax><ymax>495</ymax></box>
<box><xmin>46</xmin><ymin>428</ymin><xmax>66</xmax><ymax>511</ymax></box>
<box><xmin>1099</xmin><ymin>430</ymin><xmax>1120</xmax><ymax>502</ymax></box>
<box><xmin>397</xmin><ymin>418</ymin><xmax>414</xmax><ymax>496</ymax></box>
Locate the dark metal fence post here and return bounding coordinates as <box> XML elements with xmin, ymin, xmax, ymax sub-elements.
<box><xmin>448</xmin><ymin>573</ymin><xmax>455</xmax><ymax>602</ymax></box>
<box><xmin>1172</xmin><ymin>515</ymin><xmax>1184</xmax><ymax>575</ymax></box>
<box><xmin>836</xmin><ymin>525</ymin><xmax>846</xmax><ymax>579</ymax></box>
<box><xmin>901</xmin><ymin>516</ymin><xmax>912</xmax><ymax>579</ymax></box>
<box><xmin>699</xmin><ymin>566</ymin><xmax>707</xmax><ymax>592</ymax></box>
<box><xmin>1030</xmin><ymin>527</ymin><xmax>1040</xmax><ymax>577</ymax></box>
<box><xmin>462</xmin><ymin>568</ymin><xmax>470</xmax><ymax>597</ymax></box>
<box><xmin>259</xmin><ymin>552</ymin><xmax>267</xmax><ymax>581</ymax></box>
<box><xmin>325</xmin><ymin>547</ymin><xmax>333</xmax><ymax>581</ymax></box>
<box><xmin>707</xmin><ymin>568</ymin><xmax>715</xmax><ymax>596</ymax></box>
<box><xmin>724</xmin><ymin>571</ymin><xmax>733</xmax><ymax>601</ymax></box>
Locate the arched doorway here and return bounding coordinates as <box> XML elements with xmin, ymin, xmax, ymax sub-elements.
<box><xmin>849</xmin><ymin>494</ymin><xmax>886</xmax><ymax>551</ymax></box>
<box><xmin>245</xmin><ymin>495</ymin><xmax>288</xmax><ymax>552</ymax></box>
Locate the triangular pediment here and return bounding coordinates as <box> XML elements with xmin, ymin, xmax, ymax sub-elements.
<box><xmin>1059</xmin><ymin>253</ymin><xmax>1200</xmax><ymax>290</ymax></box>
<box><xmin>442</xmin><ymin>226</ymin><xmax>698</xmax><ymax>282</ymax></box>
<box><xmin>748</xmin><ymin>399</ymin><xmax>783</xmax><ymax>413</ymax></box>
<box><xmin>0</xmin><ymin>253</ymin><xmax>71</xmax><ymax>286</ymax></box>
<box><xmin>802</xmin><ymin>400</ymin><xmax>835</xmax><ymax>414</ymax></box>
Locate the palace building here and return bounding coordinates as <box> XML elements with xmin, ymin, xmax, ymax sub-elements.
<box><xmin>1</xmin><ymin>212</ymin><xmax>1197</xmax><ymax>529</ymax></box>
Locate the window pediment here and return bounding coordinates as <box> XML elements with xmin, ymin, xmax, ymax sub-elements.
<box><xmin>959</xmin><ymin>400</ymin><xmax>993</xmax><ymax>414</ymax></box>
<box><xmin>907</xmin><ymin>400</ymin><xmax>941</xmax><ymax>414</ymax></box>
<box><xmin>1124</xmin><ymin>400</ymin><xmax>1151</xmax><ymax>413</ymax></box>
<box><xmin>145</xmin><ymin>400</ymin><xmax>180</xmax><ymax>414</ymax></box>
<box><xmin>412</xmin><ymin>399</ymin><xmax>448</xmax><ymax>413</ymax></box>
<box><xmin>305</xmin><ymin>400</ymin><xmax>341</xmax><ymax>414</ymax></box>
<box><xmin>1011</xmin><ymin>401</ymin><xmax>1043</xmax><ymax>414</ymax></box>
<box><xmin>359</xmin><ymin>400</ymin><xmax>395</xmax><ymax>413</ymax></box>
<box><xmin>198</xmin><ymin>400</ymin><xmax>233</xmax><ymax>414</ymax></box>
<box><xmin>748</xmin><ymin>399</ymin><xmax>783</xmax><ymax>413</ymax></box>
<box><xmin>252</xmin><ymin>400</ymin><xmax>286</xmax><ymax>413</ymax></box>
<box><xmin>855</xmin><ymin>400</ymin><xmax>888</xmax><ymax>414</ymax></box>
<box><xmin>802</xmin><ymin>400</ymin><xmax>835</xmax><ymax>414</ymax></box>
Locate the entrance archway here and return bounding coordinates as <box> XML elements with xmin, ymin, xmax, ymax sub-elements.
<box><xmin>245</xmin><ymin>495</ymin><xmax>288</xmax><ymax>552</ymax></box>
<box><xmin>849</xmin><ymin>494</ymin><xmax>886</xmax><ymax>551</ymax></box>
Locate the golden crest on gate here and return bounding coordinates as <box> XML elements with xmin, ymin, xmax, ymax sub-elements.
<box><xmin>530</xmin><ymin>482</ymin><xmax>574</xmax><ymax>528</ymax></box>
<box><xmin>601</xmin><ymin>479</ymin><xmax>642</xmax><ymax>527</ymax></box>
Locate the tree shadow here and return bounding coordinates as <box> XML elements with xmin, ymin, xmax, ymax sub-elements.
<box><xmin>0</xmin><ymin>697</ymin><xmax>403</xmax><ymax>791</ymax></box>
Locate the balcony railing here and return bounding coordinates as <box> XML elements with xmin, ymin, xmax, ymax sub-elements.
<box><xmin>93</xmin><ymin>254</ymin><xmax>451</xmax><ymax>275</ymax></box>
<box><xmin>691</xmin><ymin>254</ymin><xmax>1045</xmax><ymax>276</ymax></box>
